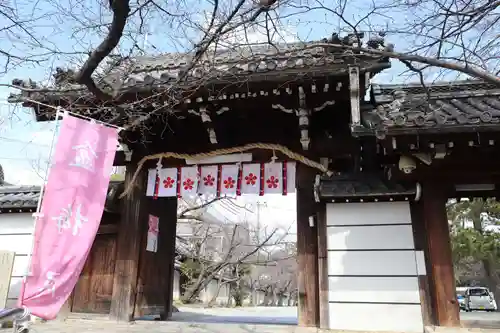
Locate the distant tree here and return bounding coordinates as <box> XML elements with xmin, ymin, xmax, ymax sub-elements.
<box><xmin>447</xmin><ymin>198</ymin><xmax>500</xmax><ymax>304</ymax></box>
<box><xmin>244</xmin><ymin>240</ymin><xmax>297</xmax><ymax>307</ymax></box>
<box><xmin>177</xmin><ymin>198</ymin><xmax>289</xmax><ymax>304</ymax></box>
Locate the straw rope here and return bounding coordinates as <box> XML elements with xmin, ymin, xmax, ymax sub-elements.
<box><xmin>119</xmin><ymin>142</ymin><xmax>334</xmax><ymax>198</ymax></box>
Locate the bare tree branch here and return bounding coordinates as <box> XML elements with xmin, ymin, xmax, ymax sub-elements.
<box><xmin>74</xmin><ymin>0</ymin><xmax>131</xmax><ymax>100</ymax></box>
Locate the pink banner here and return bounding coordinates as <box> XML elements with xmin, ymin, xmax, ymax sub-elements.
<box><xmin>19</xmin><ymin>115</ymin><xmax>118</xmax><ymax>320</ymax></box>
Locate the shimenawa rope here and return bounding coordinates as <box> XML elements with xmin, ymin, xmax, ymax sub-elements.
<box><xmin>119</xmin><ymin>143</ymin><xmax>334</xmax><ymax>198</ymax></box>
<box><xmin>16</xmin><ymin>101</ymin><xmax>332</xmax><ymax>198</ymax></box>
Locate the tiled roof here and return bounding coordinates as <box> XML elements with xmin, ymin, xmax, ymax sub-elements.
<box><xmin>101</xmin><ymin>42</ymin><xmax>386</xmax><ymax>93</ymax></box>
<box><xmin>0</xmin><ymin>181</ymin><xmax>124</xmax><ymax>213</ymax></box>
<box><xmin>0</xmin><ymin>185</ymin><xmax>40</xmax><ymax>211</ymax></box>
<box><xmin>357</xmin><ymin>80</ymin><xmax>500</xmax><ymax>137</ymax></box>
<box><xmin>8</xmin><ymin>37</ymin><xmax>390</xmax><ymax>103</ymax></box>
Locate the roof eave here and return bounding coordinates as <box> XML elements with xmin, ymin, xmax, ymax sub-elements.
<box><xmin>8</xmin><ymin>60</ymin><xmax>391</xmax><ymax>113</ymax></box>
<box><xmin>352</xmin><ymin>123</ymin><xmax>500</xmax><ymax>137</ymax></box>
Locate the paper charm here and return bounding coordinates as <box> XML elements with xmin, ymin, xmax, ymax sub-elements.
<box><xmin>146</xmin><ymin>169</ymin><xmax>157</xmax><ymax>196</ymax></box>
<box><xmin>263</xmin><ymin>162</ymin><xmax>282</xmax><ymax>194</ymax></box>
<box><xmin>241</xmin><ymin>163</ymin><xmax>261</xmax><ymax>195</ymax></box>
<box><xmin>146</xmin><ymin>214</ymin><xmax>159</xmax><ymax>252</ymax></box>
<box><xmin>286</xmin><ymin>162</ymin><xmax>296</xmax><ymax>193</ymax></box>
<box><xmin>220</xmin><ymin>164</ymin><xmax>239</xmax><ymax>196</ymax></box>
<box><xmin>198</xmin><ymin>165</ymin><xmax>218</xmax><ymax>195</ymax></box>
<box><xmin>180</xmin><ymin>166</ymin><xmax>199</xmax><ymax>197</ymax></box>
<box><xmin>157</xmin><ymin>168</ymin><xmax>177</xmax><ymax>197</ymax></box>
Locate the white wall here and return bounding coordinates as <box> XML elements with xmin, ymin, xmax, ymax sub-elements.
<box><xmin>326</xmin><ymin>202</ymin><xmax>424</xmax><ymax>333</ymax></box>
<box><xmin>0</xmin><ymin>213</ymin><xmax>34</xmax><ymax>307</ymax></box>
<box><xmin>172</xmin><ymin>269</ymin><xmax>231</xmax><ymax>306</ymax></box>
<box><xmin>173</xmin><ymin>270</ymin><xmax>181</xmax><ymax>300</ymax></box>
<box><xmin>199</xmin><ymin>279</ymin><xmax>230</xmax><ymax>305</ymax></box>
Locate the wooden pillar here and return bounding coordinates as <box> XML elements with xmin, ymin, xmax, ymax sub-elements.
<box><xmin>316</xmin><ymin>202</ymin><xmax>329</xmax><ymax>329</ymax></box>
<box><xmin>156</xmin><ymin>197</ymin><xmax>178</xmax><ymax>319</ymax></box>
<box><xmin>410</xmin><ymin>200</ymin><xmax>432</xmax><ymax>326</ymax></box>
<box><xmin>296</xmin><ymin>163</ymin><xmax>319</xmax><ymax>327</ymax></box>
<box><xmin>134</xmin><ymin>196</ymin><xmax>178</xmax><ymax>319</ymax></box>
<box><xmin>110</xmin><ymin>163</ymin><xmax>146</xmax><ymax>321</ymax></box>
<box><xmin>421</xmin><ymin>182</ymin><xmax>460</xmax><ymax>327</ymax></box>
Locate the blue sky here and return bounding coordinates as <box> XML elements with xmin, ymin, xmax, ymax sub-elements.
<box><xmin>0</xmin><ymin>0</ymin><xmax>492</xmax><ymax>186</ymax></box>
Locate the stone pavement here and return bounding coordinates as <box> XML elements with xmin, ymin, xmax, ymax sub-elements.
<box><xmin>2</xmin><ymin>306</ymin><xmax>500</xmax><ymax>333</ymax></box>
<box><xmin>1</xmin><ymin>320</ymin><xmax>317</xmax><ymax>333</ymax></box>
<box><xmin>1</xmin><ymin>320</ymin><xmax>500</xmax><ymax>333</ymax></box>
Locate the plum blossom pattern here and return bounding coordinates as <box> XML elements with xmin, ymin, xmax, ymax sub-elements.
<box><xmin>224</xmin><ymin>177</ymin><xmax>235</xmax><ymax>189</ymax></box>
<box><xmin>163</xmin><ymin>177</ymin><xmax>175</xmax><ymax>188</ymax></box>
<box><xmin>183</xmin><ymin>178</ymin><xmax>194</xmax><ymax>190</ymax></box>
<box><xmin>245</xmin><ymin>173</ymin><xmax>257</xmax><ymax>185</ymax></box>
<box><xmin>204</xmin><ymin>174</ymin><xmax>215</xmax><ymax>187</ymax></box>
<box><xmin>266</xmin><ymin>176</ymin><xmax>279</xmax><ymax>189</ymax></box>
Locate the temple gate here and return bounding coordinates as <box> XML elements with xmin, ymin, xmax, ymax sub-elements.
<box><xmin>8</xmin><ymin>35</ymin><xmax>500</xmax><ymax>332</ymax></box>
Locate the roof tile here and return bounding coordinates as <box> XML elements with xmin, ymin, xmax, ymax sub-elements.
<box><xmin>360</xmin><ymin>81</ymin><xmax>500</xmax><ymax>136</ymax></box>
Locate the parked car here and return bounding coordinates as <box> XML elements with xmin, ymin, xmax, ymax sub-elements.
<box><xmin>457</xmin><ymin>294</ymin><xmax>466</xmax><ymax>311</ymax></box>
<box><xmin>464</xmin><ymin>287</ymin><xmax>497</xmax><ymax>312</ymax></box>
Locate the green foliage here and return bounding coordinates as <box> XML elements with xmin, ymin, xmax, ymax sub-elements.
<box><xmin>227</xmin><ymin>263</ymin><xmax>252</xmax><ymax>306</ymax></box>
<box><xmin>236</xmin><ymin>263</ymin><xmax>252</xmax><ymax>276</ymax></box>
<box><xmin>110</xmin><ymin>173</ymin><xmax>125</xmax><ymax>181</ymax></box>
<box><xmin>448</xmin><ymin>198</ymin><xmax>500</xmax><ymax>284</ymax></box>
<box><xmin>451</xmin><ymin>227</ymin><xmax>500</xmax><ymax>262</ymax></box>
<box><xmin>180</xmin><ymin>258</ymin><xmax>202</xmax><ymax>280</ymax></box>
<box><xmin>230</xmin><ymin>285</ymin><xmax>249</xmax><ymax>307</ymax></box>
<box><xmin>448</xmin><ymin>198</ymin><xmax>500</xmax><ymax>228</ymax></box>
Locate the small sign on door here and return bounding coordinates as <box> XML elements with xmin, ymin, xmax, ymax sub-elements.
<box><xmin>146</xmin><ymin>214</ymin><xmax>159</xmax><ymax>253</ymax></box>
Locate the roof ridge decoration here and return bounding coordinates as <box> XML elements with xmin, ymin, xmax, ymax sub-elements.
<box><xmin>9</xmin><ymin>32</ymin><xmax>392</xmax><ymax>104</ymax></box>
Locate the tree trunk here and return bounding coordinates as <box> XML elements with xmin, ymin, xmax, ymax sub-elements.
<box><xmin>181</xmin><ymin>263</ymin><xmax>229</xmax><ymax>303</ymax></box>
<box><xmin>181</xmin><ymin>274</ymin><xmax>205</xmax><ymax>303</ymax></box>
<box><xmin>263</xmin><ymin>286</ymin><xmax>275</xmax><ymax>306</ymax></box>
<box><xmin>208</xmin><ymin>279</ymin><xmax>227</xmax><ymax>307</ymax></box>
<box><xmin>227</xmin><ymin>282</ymin><xmax>233</xmax><ymax>307</ymax></box>
<box><xmin>483</xmin><ymin>260</ymin><xmax>500</xmax><ymax>311</ymax></box>
<box><xmin>277</xmin><ymin>293</ymin><xmax>285</xmax><ymax>306</ymax></box>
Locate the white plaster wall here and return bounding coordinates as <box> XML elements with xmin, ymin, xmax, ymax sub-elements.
<box><xmin>173</xmin><ymin>270</ymin><xmax>181</xmax><ymax>300</ymax></box>
<box><xmin>172</xmin><ymin>267</ymin><xmax>232</xmax><ymax>306</ymax></box>
<box><xmin>0</xmin><ymin>213</ymin><xmax>34</xmax><ymax>307</ymax></box>
<box><xmin>326</xmin><ymin>202</ymin><xmax>423</xmax><ymax>333</ymax></box>
<box><xmin>199</xmin><ymin>279</ymin><xmax>230</xmax><ymax>305</ymax></box>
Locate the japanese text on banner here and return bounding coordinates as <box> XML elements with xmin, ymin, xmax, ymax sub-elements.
<box><xmin>19</xmin><ymin>115</ymin><xmax>118</xmax><ymax>320</ymax></box>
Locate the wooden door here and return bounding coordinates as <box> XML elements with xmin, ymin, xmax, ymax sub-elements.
<box><xmin>71</xmin><ymin>233</ymin><xmax>117</xmax><ymax>314</ymax></box>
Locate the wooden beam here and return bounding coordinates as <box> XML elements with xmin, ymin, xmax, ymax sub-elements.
<box><xmin>113</xmin><ymin>151</ymin><xmax>126</xmax><ymax>166</ymax></box>
<box><xmin>421</xmin><ymin>182</ymin><xmax>460</xmax><ymax>327</ymax></box>
<box><xmin>97</xmin><ymin>224</ymin><xmax>119</xmax><ymax>235</ymax></box>
<box><xmin>316</xmin><ymin>203</ymin><xmax>329</xmax><ymax>329</ymax></box>
<box><xmin>296</xmin><ymin>163</ymin><xmax>319</xmax><ymax>327</ymax></box>
<box><xmin>348</xmin><ymin>66</ymin><xmax>361</xmax><ymax>128</ymax></box>
<box><xmin>160</xmin><ymin>197</ymin><xmax>178</xmax><ymax>319</ymax></box>
<box><xmin>109</xmin><ymin>163</ymin><xmax>146</xmax><ymax>321</ymax></box>
<box><xmin>199</xmin><ymin>107</ymin><xmax>218</xmax><ymax>145</ymax></box>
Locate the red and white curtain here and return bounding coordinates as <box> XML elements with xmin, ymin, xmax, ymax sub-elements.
<box><xmin>146</xmin><ymin>162</ymin><xmax>296</xmax><ymax>198</ymax></box>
